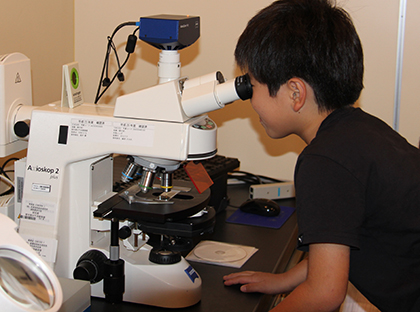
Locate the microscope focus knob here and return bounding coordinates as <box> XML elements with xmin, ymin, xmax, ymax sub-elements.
<box><xmin>73</xmin><ymin>250</ymin><xmax>108</xmax><ymax>284</ymax></box>
<box><xmin>149</xmin><ymin>248</ymin><xmax>182</xmax><ymax>265</ymax></box>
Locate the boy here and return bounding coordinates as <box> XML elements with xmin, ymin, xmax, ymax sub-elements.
<box><xmin>223</xmin><ymin>1</ymin><xmax>420</xmax><ymax>311</ymax></box>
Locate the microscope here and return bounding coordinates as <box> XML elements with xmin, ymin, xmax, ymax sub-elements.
<box><xmin>6</xmin><ymin>15</ymin><xmax>252</xmax><ymax>308</ymax></box>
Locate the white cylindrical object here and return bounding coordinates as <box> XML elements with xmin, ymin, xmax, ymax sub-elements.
<box><xmin>183</xmin><ymin>71</ymin><xmax>223</xmax><ymax>89</ymax></box>
<box><xmin>158</xmin><ymin>50</ymin><xmax>181</xmax><ymax>84</ymax></box>
<box><xmin>181</xmin><ymin>75</ymin><xmax>241</xmax><ymax>118</ymax></box>
<box><xmin>182</xmin><ymin>81</ymin><xmax>222</xmax><ymax>117</ymax></box>
<box><xmin>11</xmin><ymin>104</ymin><xmax>37</xmax><ymax>140</ymax></box>
<box><xmin>13</xmin><ymin>103</ymin><xmax>35</xmax><ymax>123</ymax></box>
<box><xmin>188</xmin><ymin>116</ymin><xmax>217</xmax><ymax>160</ymax></box>
<box><xmin>214</xmin><ymin>78</ymin><xmax>240</xmax><ymax>105</ymax></box>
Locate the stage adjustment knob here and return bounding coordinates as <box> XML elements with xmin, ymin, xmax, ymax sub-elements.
<box><xmin>149</xmin><ymin>248</ymin><xmax>181</xmax><ymax>264</ymax></box>
<box><xmin>73</xmin><ymin>250</ymin><xmax>108</xmax><ymax>284</ymax></box>
<box><xmin>118</xmin><ymin>225</ymin><xmax>131</xmax><ymax>239</ymax></box>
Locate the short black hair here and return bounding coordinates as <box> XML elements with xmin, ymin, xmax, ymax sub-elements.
<box><xmin>235</xmin><ymin>0</ymin><xmax>364</xmax><ymax>111</ymax></box>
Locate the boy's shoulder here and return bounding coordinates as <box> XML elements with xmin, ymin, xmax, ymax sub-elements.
<box><xmin>298</xmin><ymin>106</ymin><xmax>420</xmax><ymax>178</ymax></box>
<box><xmin>308</xmin><ymin>107</ymin><xmax>395</xmax><ymax>151</ymax></box>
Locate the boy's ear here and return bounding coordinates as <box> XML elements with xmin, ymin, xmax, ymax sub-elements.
<box><xmin>287</xmin><ymin>78</ymin><xmax>307</xmax><ymax>113</ymax></box>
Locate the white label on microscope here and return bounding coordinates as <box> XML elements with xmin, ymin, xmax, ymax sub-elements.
<box><xmin>21</xmin><ymin>234</ymin><xmax>58</xmax><ymax>263</ymax></box>
<box><xmin>70</xmin><ymin>118</ymin><xmax>155</xmax><ymax>146</ymax></box>
<box><xmin>31</xmin><ymin>183</ymin><xmax>51</xmax><ymax>193</ymax></box>
<box><xmin>20</xmin><ymin>199</ymin><xmax>57</xmax><ymax>226</ymax></box>
<box><xmin>112</xmin><ymin>122</ymin><xmax>155</xmax><ymax>146</ymax></box>
<box><xmin>70</xmin><ymin>118</ymin><xmax>113</xmax><ymax>140</ymax></box>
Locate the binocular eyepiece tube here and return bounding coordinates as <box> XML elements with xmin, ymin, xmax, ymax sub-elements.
<box><xmin>181</xmin><ymin>72</ymin><xmax>253</xmax><ymax>118</ymax></box>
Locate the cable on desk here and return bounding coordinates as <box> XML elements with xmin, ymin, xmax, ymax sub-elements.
<box><xmin>228</xmin><ymin>170</ymin><xmax>284</xmax><ymax>185</ymax></box>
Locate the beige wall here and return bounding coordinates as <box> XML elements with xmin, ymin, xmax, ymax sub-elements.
<box><xmin>399</xmin><ymin>0</ymin><xmax>420</xmax><ymax>148</ymax></box>
<box><xmin>0</xmin><ymin>1</ymin><xmax>74</xmax><ymax>106</ymax></box>
<box><xmin>0</xmin><ymin>0</ymin><xmax>74</xmax><ymax>164</ymax></box>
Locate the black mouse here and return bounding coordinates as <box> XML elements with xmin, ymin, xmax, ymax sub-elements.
<box><xmin>239</xmin><ymin>198</ymin><xmax>281</xmax><ymax>217</ymax></box>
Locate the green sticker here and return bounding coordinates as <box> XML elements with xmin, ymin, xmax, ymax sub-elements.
<box><xmin>70</xmin><ymin>68</ymin><xmax>79</xmax><ymax>89</ymax></box>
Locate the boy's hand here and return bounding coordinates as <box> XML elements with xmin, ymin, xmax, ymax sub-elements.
<box><xmin>223</xmin><ymin>257</ymin><xmax>309</xmax><ymax>295</ymax></box>
<box><xmin>223</xmin><ymin>271</ymin><xmax>287</xmax><ymax>294</ymax></box>
<box><xmin>224</xmin><ymin>243</ymin><xmax>350</xmax><ymax>311</ymax></box>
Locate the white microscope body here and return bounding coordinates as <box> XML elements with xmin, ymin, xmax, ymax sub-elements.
<box><xmin>4</xmin><ymin>15</ymin><xmax>252</xmax><ymax>309</ymax></box>
<box><xmin>13</xmin><ymin>58</ymin><xmax>251</xmax><ymax>309</ymax></box>
<box><xmin>17</xmin><ymin>100</ymin><xmax>206</xmax><ymax>307</ymax></box>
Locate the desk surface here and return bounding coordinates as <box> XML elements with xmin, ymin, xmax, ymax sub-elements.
<box><xmin>91</xmin><ymin>184</ymin><xmax>297</xmax><ymax>312</ymax></box>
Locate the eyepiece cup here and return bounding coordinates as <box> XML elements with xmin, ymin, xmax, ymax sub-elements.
<box><xmin>235</xmin><ymin>74</ymin><xmax>253</xmax><ymax>101</ymax></box>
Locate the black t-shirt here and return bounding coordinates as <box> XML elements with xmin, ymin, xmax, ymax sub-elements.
<box><xmin>295</xmin><ymin>107</ymin><xmax>420</xmax><ymax>312</ymax></box>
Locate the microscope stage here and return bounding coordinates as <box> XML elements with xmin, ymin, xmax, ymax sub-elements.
<box><xmin>94</xmin><ymin>180</ymin><xmax>214</xmax><ymax>236</ymax></box>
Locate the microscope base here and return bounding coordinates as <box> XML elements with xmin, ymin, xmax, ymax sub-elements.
<box><xmin>90</xmin><ymin>244</ymin><xmax>201</xmax><ymax>308</ymax></box>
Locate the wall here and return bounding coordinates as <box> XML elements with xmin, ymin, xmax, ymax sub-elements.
<box><xmin>74</xmin><ymin>0</ymin><xmax>418</xmax><ymax>181</ymax></box>
<box><xmin>0</xmin><ymin>1</ymin><xmax>74</xmax><ymax>107</ymax></box>
<box><xmin>399</xmin><ymin>0</ymin><xmax>420</xmax><ymax>147</ymax></box>
<box><xmin>0</xmin><ymin>0</ymin><xmax>74</xmax><ymax>164</ymax></box>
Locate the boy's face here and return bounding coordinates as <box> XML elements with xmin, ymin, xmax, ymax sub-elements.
<box><xmin>249</xmin><ymin>75</ymin><xmax>294</xmax><ymax>139</ymax></box>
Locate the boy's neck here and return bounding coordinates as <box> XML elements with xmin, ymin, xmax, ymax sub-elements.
<box><xmin>296</xmin><ymin>104</ymin><xmax>331</xmax><ymax>145</ymax></box>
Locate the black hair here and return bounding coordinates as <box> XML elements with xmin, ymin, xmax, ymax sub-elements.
<box><xmin>235</xmin><ymin>0</ymin><xmax>364</xmax><ymax>111</ymax></box>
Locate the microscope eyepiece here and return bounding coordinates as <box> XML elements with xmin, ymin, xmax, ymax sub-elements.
<box><xmin>181</xmin><ymin>71</ymin><xmax>253</xmax><ymax>117</ymax></box>
<box><xmin>235</xmin><ymin>73</ymin><xmax>253</xmax><ymax>101</ymax></box>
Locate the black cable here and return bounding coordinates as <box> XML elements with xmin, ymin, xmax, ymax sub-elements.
<box><xmin>256</xmin><ymin>174</ymin><xmax>285</xmax><ymax>183</ymax></box>
<box><xmin>109</xmin><ymin>39</ymin><xmax>123</xmax><ymax>79</ymax></box>
<box><xmin>95</xmin><ymin>27</ymin><xmax>139</xmax><ymax>102</ymax></box>
<box><xmin>228</xmin><ymin>171</ymin><xmax>263</xmax><ymax>184</ymax></box>
<box><xmin>95</xmin><ymin>52</ymin><xmax>130</xmax><ymax>103</ymax></box>
<box><xmin>0</xmin><ymin>165</ymin><xmax>11</xmax><ymax>181</ymax></box>
<box><xmin>0</xmin><ymin>186</ymin><xmax>13</xmax><ymax>197</ymax></box>
<box><xmin>228</xmin><ymin>170</ymin><xmax>284</xmax><ymax>184</ymax></box>
<box><xmin>1</xmin><ymin>157</ymin><xmax>19</xmax><ymax>171</ymax></box>
<box><xmin>0</xmin><ymin>169</ymin><xmax>14</xmax><ymax>196</ymax></box>
<box><xmin>0</xmin><ymin>157</ymin><xmax>18</xmax><ymax>196</ymax></box>
<box><xmin>94</xmin><ymin>22</ymin><xmax>138</xmax><ymax>104</ymax></box>
<box><xmin>102</xmin><ymin>42</ymin><xmax>111</xmax><ymax>87</ymax></box>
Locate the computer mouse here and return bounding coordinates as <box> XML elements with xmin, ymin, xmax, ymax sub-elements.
<box><xmin>239</xmin><ymin>198</ymin><xmax>281</xmax><ymax>217</ymax></box>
